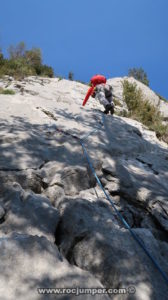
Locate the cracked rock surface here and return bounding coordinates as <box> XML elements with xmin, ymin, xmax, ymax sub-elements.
<box><xmin>0</xmin><ymin>76</ymin><xmax>168</xmax><ymax>299</ymax></box>
<box><xmin>0</xmin><ymin>234</ymin><xmax>110</xmax><ymax>300</ymax></box>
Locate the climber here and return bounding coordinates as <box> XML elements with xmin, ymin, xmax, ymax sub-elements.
<box><xmin>82</xmin><ymin>74</ymin><xmax>114</xmax><ymax>115</ymax></box>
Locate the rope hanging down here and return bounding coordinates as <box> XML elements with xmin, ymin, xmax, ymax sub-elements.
<box><xmin>54</xmin><ymin>111</ymin><xmax>168</xmax><ymax>285</ymax></box>
<box><xmin>80</xmin><ymin>139</ymin><xmax>168</xmax><ymax>285</ymax></box>
<box><xmin>78</xmin><ymin>113</ymin><xmax>168</xmax><ymax>285</ymax></box>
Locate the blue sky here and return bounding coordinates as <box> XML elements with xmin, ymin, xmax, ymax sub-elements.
<box><xmin>0</xmin><ymin>0</ymin><xmax>168</xmax><ymax>98</ymax></box>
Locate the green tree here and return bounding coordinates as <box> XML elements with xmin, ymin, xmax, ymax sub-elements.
<box><xmin>40</xmin><ymin>65</ymin><xmax>54</xmax><ymax>77</ymax></box>
<box><xmin>25</xmin><ymin>48</ymin><xmax>42</xmax><ymax>67</ymax></box>
<box><xmin>8</xmin><ymin>41</ymin><xmax>26</xmax><ymax>59</ymax></box>
<box><xmin>0</xmin><ymin>49</ymin><xmax>4</xmax><ymax>65</ymax></box>
<box><xmin>0</xmin><ymin>42</ymin><xmax>54</xmax><ymax>79</ymax></box>
<box><xmin>128</xmin><ymin>67</ymin><xmax>149</xmax><ymax>86</ymax></box>
<box><xmin>68</xmin><ymin>71</ymin><xmax>74</xmax><ymax>81</ymax></box>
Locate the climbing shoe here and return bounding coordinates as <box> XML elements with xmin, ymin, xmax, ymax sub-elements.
<box><xmin>104</xmin><ymin>104</ymin><xmax>114</xmax><ymax>115</ymax></box>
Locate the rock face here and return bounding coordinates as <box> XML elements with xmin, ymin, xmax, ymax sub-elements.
<box><xmin>0</xmin><ymin>183</ymin><xmax>60</xmax><ymax>242</ymax></box>
<box><xmin>159</xmin><ymin>99</ymin><xmax>168</xmax><ymax>120</ymax></box>
<box><xmin>0</xmin><ymin>76</ymin><xmax>168</xmax><ymax>299</ymax></box>
<box><xmin>0</xmin><ymin>234</ymin><xmax>110</xmax><ymax>300</ymax></box>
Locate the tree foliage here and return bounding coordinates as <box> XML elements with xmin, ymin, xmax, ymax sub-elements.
<box><xmin>0</xmin><ymin>42</ymin><xmax>54</xmax><ymax>79</ymax></box>
<box><xmin>68</xmin><ymin>71</ymin><xmax>74</xmax><ymax>81</ymax></box>
<box><xmin>0</xmin><ymin>49</ymin><xmax>4</xmax><ymax>65</ymax></box>
<box><xmin>128</xmin><ymin>67</ymin><xmax>149</xmax><ymax>86</ymax></box>
<box><xmin>25</xmin><ymin>48</ymin><xmax>42</xmax><ymax>67</ymax></box>
<box><xmin>8</xmin><ymin>42</ymin><xmax>26</xmax><ymax>59</ymax></box>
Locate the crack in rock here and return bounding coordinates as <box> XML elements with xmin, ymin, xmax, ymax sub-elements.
<box><xmin>136</xmin><ymin>157</ymin><xmax>159</xmax><ymax>175</ymax></box>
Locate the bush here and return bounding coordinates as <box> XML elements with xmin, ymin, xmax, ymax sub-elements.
<box><xmin>8</xmin><ymin>42</ymin><xmax>26</xmax><ymax>59</ymax></box>
<box><xmin>113</xmin><ymin>97</ymin><xmax>122</xmax><ymax>107</ymax></box>
<box><xmin>35</xmin><ymin>65</ymin><xmax>54</xmax><ymax>78</ymax></box>
<box><xmin>123</xmin><ymin>80</ymin><xmax>168</xmax><ymax>142</ymax></box>
<box><xmin>2</xmin><ymin>58</ymin><xmax>35</xmax><ymax>79</ymax></box>
<box><xmin>0</xmin><ymin>42</ymin><xmax>54</xmax><ymax>79</ymax></box>
<box><xmin>115</xmin><ymin>109</ymin><xmax>128</xmax><ymax>117</ymax></box>
<box><xmin>25</xmin><ymin>48</ymin><xmax>42</xmax><ymax>67</ymax></box>
<box><xmin>0</xmin><ymin>88</ymin><xmax>15</xmax><ymax>95</ymax></box>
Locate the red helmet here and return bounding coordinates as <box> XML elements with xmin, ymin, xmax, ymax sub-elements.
<box><xmin>82</xmin><ymin>74</ymin><xmax>106</xmax><ymax>106</ymax></box>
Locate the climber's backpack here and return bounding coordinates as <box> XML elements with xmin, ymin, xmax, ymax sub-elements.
<box><xmin>94</xmin><ymin>84</ymin><xmax>113</xmax><ymax>99</ymax></box>
<box><xmin>90</xmin><ymin>74</ymin><xmax>106</xmax><ymax>86</ymax></box>
<box><xmin>83</xmin><ymin>74</ymin><xmax>108</xmax><ymax>106</ymax></box>
<box><xmin>104</xmin><ymin>84</ymin><xmax>113</xmax><ymax>98</ymax></box>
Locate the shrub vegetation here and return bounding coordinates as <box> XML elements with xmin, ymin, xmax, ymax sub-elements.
<box><xmin>0</xmin><ymin>88</ymin><xmax>15</xmax><ymax>95</ymax></box>
<box><xmin>0</xmin><ymin>42</ymin><xmax>54</xmax><ymax>79</ymax></box>
<box><xmin>113</xmin><ymin>97</ymin><xmax>122</xmax><ymax>106</ymax></box>
<box><xmin>122</xmin><ymin>80</ymin><xmax>168</xmax><ymax>142</ymax></box>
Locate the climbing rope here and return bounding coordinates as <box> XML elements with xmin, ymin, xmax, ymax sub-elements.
<box><xmin>80</xmin><ymin>140</ymin><xmax>168</xmax><ymax>285</ymax></box>
<box><xmin>78</xmin><ymin>112</ymin><xmax>168</xmax><ymax>285</ymax></box>
<box><xmin>53</xmin><ymin>110</ymin><xmax>168</xmax><ymax>285</ymax></box>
